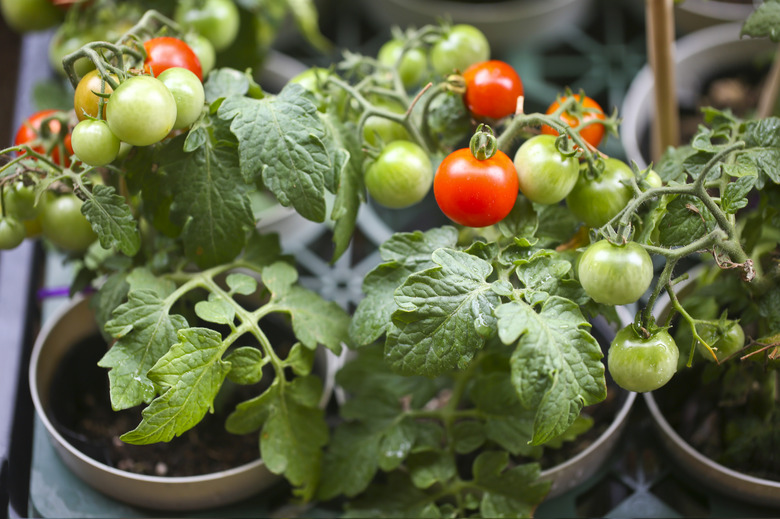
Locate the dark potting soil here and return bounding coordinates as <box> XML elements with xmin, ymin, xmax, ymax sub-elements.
<box><xmin>653</xmin><ymin>363</ymin><xmax>780</xmax><ymax>482</ymax></box>
<box><xmin>48</xmin><ymin>332</ymin><xmax>262</xmax><ymax>477</ymax></box>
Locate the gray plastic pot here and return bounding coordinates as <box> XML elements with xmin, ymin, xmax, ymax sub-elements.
<box><xmin>359</xmin><ymin>0</ymin><xmax>595</xmax><ymax>52</ymax></box>
<box><xmin>644</xmin><ymin>268</ymin><xmax>780</xmax><ymax>508</ymax></box>
<box><xmin>621</xmin><ymin>22</ymin><xmax>775</xmax><ymax>169</ymax></box>
<box><xmin>29</xmin><ymin>295</ymin><xmax>339</xmax><ymax>512</ymax></box>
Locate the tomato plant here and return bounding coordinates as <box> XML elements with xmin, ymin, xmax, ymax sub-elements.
<box><xmin>608</xmin><ymin>326</ymin><xmax>679</xmax><ymax>393</ymax></box>
<box><xmin>566</xmin><ymin>157</ymin><xmax>634</xmax><ymax>228</ymax></box>
<box><xmin>105</xmin><ymin>75</ymin><xmax>177</xmax><ymax>146</ymax></box>
<box><xmin>362</xmin><ymin>98</ymin><xmax>411</xmax><ymax>147</ymax></box>
<box><xmin>40</xmin><ymin>193</ymin><xmax>96</xmax><ymax>253</ymax></box>
<box><xmin>157</xmin><ymin>67</ymin><xmax>206</xmax><ymax>129</ymax></box>
<box><xmin>434</xmin><ymin>145</ymin><xmax>518</xmax><ymax>228</ymax></box>
<box><xmin>365</xmin><ymin>141</ymin><xmax>433</xmax><ymax>209</ymax></box>
<box><xmin>541</xmin><ymin>94</ymin><xmax>606</xmax><ymax>149</ymax></box>
<box><xmin>578</xmin><ymin>239</ymin><xmax>653</xmax><ymax>305</ymax></box>
<box><xmin>696</xmin><ymin>319</ymin><xmax>745</xmax><ymax>362</ymax></box>
<box><xmin>74</xmin><ymin>70</ymin><xmax>115</xmax><ymax>121</ymax></box>
<box><xmin>14</xmin><ymin>109</ymin><xmax>73</xmax><ymax>167</ymax></box>
<box><xmin>175</xmin><ymin>0</ymin><xmax>240</xmax><ymax>52</ymax></box>
<box><xmin>71</xmin><ymin>120</ymin><xmax>121</xmax><ymax>166</ymax></box>
<box><xmin>430</xmin><ymin>24</ymin><xmax>490</xmax><ymax>76</ymax></box>
<box><xmin>144</xmin><ymin>36</ymin><xmax>203</xmax><ymax>81</ymax></box>
<box><xmin>462</xmin><ymin>60</ymin><xmax>523</xmax><ymax>120</ymax></box>
<box><xmin>513</xmin><ymin>134</ymin><xmax>578</xmax><ymax>204</ymax></box>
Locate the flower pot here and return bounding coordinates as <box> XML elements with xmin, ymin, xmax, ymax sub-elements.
<box><xmin>358</xmin><ymin>0</ymin><xmax>596</xmax><ymax>53</ymax></box>
<box><xmin>643</xmin><ymin>268</ymin><xmax>780</xmax><ymax>509</ymax></box>
<box><xmin>29</xmin><ymin>295</ymin><xmax>339</xmax><ymax>512</ymax></box>
<box><xmin>620</xmin><ymin>22</ymin><xmax>775</xmax><ymax>169</ymax></box>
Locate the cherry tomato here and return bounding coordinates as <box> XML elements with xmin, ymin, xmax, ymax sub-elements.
<box><xmin>541</xmin><ymin>94</ymin><xmax>606</xmax><ymax>149</ymax></box>
<box><xmin>0</xmin><ymin>0</ymin><xmax>62</xmax><ymax>33</ymax></box>
<box><xmin>74</xmin><ymin>70</ymin><xmax>115</xmax><ymax>121</ymax></box>
<box><xmin>184</xmin><ymin>32</ymin><xmax>216</xmax><ymax>78</ymax></box>
<box><xmin>3</xmin><ymin>181</ymin><xmax>40</xmax><ymax>220</ymax></box>
<box><xmin>608</xmin><ymin>326</ymin><xmax>679</xmax><ymax>393</ymax></box>
<box><xmin>0</xmin><ymin>215</ymin><xmax>26</xmax><ymax>250</ymax></box>
<box><xmin>642</xmin><ymin>169</ymin><xmax>663</xmax><ymax>191</ymax></box>
<box><xmin>565</xmin><ymin>158</ymin><xmax>634</xmax><ymax>228</ymax></box>
<box><xmin>578</xmin><ymin>239</ymin><xmax>653</xmax><ymax>305</ymax></box>
<box><xmin>377</xmin><ymin>39</ymin><xmax>428</xmax><ymax>89</ymax></box>
<box><xmin>175</xmin><ymin>0</ymin><xmax>240</xmax><ymax>52</ymax></box>
<box><xmin>365</xmin><ymin>141</ymin><xmax>433</xmax><ymax>209</ymax></box>
<box><xmin>106</xmin><ymin>75</ymin><xmax>178</xmax><ymax>146</ymax></box>
<box><xmin>430</xmin><ymin>24</ymin><xmax>490</xmax><ymax>77</ymax></box>
<box><xmin>363</xmin><ymin>98</ymin><xmax>411</xmax><ymax>148</ymax></box>
<box><xmin>71</xmin><ymin>120</ymin><xmax>121</xmax><ymax>166</ymax></box>
<box><xmin>462</xmin><ymin>60</ymin><xmax>523</xmax><ymax>120</ymax></box>
<box><xmin>696</xmin><ymin>320</ymin><xmax>745</xmax><ymax>362</ymax></box>
<box><xmin>434</xmin><ymin>147</ymin><xmax>518</xmax><ymax>228</ymax></box>
<box><xmin>513</xmin><ymin>135</ymin><xmax>578</xmax><ymax>205</ymax></box>
<box><xmin>157</xmin><ymin>67</ymin><xmax>205</xmax><ymax>129</ymax></box>
<box><xmin>48</xmin><ymin>26</ymin><xmax>97</xmax><ymax>78</ymax></box>
<box><xmin>40</xmin><ymin>193</ymin><xmax>97</xmax><ymax>252</ymax></box>
<box><xmin>14</xmin><ymin>109</ymin><xmax>73</xmax><ymax>167</ymax></box>
<box><xmin>144</xmin><ymin>37</ymin><xmax>203</xmax><ymax>81</ymax></box>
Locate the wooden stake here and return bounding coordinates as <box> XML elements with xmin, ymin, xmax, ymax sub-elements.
<box><xmin>646</xmin><ymin>0</ymin><xmax>679</xmax><ymax>163</ymax></box>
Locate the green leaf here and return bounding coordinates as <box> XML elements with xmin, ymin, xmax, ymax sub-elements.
<box><xmin>242</xmin><ymin>229</ymin><xmax>283</xmax><ymax>268</ymax></box>
<box><xmin>534</xmin><ymin>203</ymin><xmax>580</xmax><ymax>243</ymax></box>
<box><xmin>743</xmin><ymin>118</ymin><xmax>780</xmax><ymax>186</ymax></box>
<box><xmin>407</xmin><ymin>450</ymin><xmax>456</xmax><ymax>489</ymax></box>
<box><xmin>82</xmin><ymin>184</ymin><xmax>140</xmax><ymax>256</ymax></box>
<box><xmin>496</xmin><ymin>297</ymin><xmax>606</xmax><ymax>445</ymax></box>
<box><xmin>473</xmin><ymin>451</ymin><xmax>550</xmax><ymax>517</ymax></box>
<box><xmin>126</xmin><ymin>267</ymin><xmax>176</xmax><ymax>299</ymax></box>
<box><xmin>194</xmin><ymin>293</ymin><xmax>236</xmax><ymax>325</ymax></box>
<box><xmin>342</xmin><ymin>471</ymin><xmax>438</xmax><ymax>518</ymax></box>
<box><xmin>259</xmin><ymin>376</ymin><xmax>328</xmax><ymax>501</ymax></box>
<box><xmin>225</xmin><ymin>346</ymin><xmax>265</xmax><ymax>384</ymax></box>
<box><xmin>378</xmin><ymin>419</ymin><xmax>417</xmax><ymax>471</ymax></box>
<box><xmin>263</xmin><ymin>262</ymin><xmax>349</xmax><ymax>353</ymax></box>
<box><xmin>226</xmin><ymin>272</ymin><xmax>258</xmax><ymax>295</ymax></box>
<box><xmin>722</xmin><ymin>175</ymin><xmax>758</xmax><ymax>214</ymax></box>
<box><xmin>225</xmin><ymin>381</ymin><xmax>278</xmax><ymax>435</ymax></box>
<box><xmin>385</xmin><ymin>249</ymin><xmax>500</xmax><ymax>376</ymax></box>
<box><xmin>203</xmin><ymin>68</ymin><xmax>251</xmax><ymax>104</ymax></box>
<box><xmin>99</xmin><ymin>290</ymin><xmax>188</xmax><ymax>410</ymax></box>
<box><xmin>350</xmin><ymin>227</ymin><xmax>459</xmax><ymax>346</ymax></box>
<box><xmin>498</xmin><ymin>195</ymin><xmax>538</xmax><ymax>239</ymax></box>
<box><xmin>452</xmin><ymin>420</ymin><xmax>486</xmax><ymax>454</ymax></box>
<box><xmin>157</xmin><ymin>116</ymin><xmax>254</xmax><ymax>269</ymax></box>
<box><xmin>217</xmin><ymin>84</ymin><xmax>331</xmax><ymax>222</ymax></box>
<box><xmin>318</xmin><ymin>422</ymin><xmax>382</xmax><ymax>499</ymax></box>
<box><xmin>284</xmin><ymin>342</ymin><xmax>315</xmax><ymax>376</ymax></box>
<box><xmin>515</xmin><ymin>250</ymin><xmax>587</xmax><ymax>304</ymax></box>
<box><xmin>659</xmin><ymin>195</ymin><xmax>717</xmax><ymax>247</ymax></box>
<box><xmin>656</xmin><ymin>144</ymin><xmax>694</xmax><ymax>184</ymax></box>
<box><xmin>91</xmin><ymin>272</ymin><xmax>129</xmax><ymax>340</ymax></box>
<box><xmin>741</xmin><ymin>0</ymin><xmax>780</xmax><ymax>41</ymax></box>
<box><xmin>120</xmin><ymin>327</ymin><xmax>231</xmax><ymax>444</ymax></box>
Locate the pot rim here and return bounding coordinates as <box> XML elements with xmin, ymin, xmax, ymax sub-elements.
<box><xmin>29</xmin><ymin>294</ymin><xmax>340</xmax><ymax>485</ymax></box>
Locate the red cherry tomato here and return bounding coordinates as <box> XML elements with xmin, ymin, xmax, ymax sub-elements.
<box><xmin>462</xmin><ymin>60</ymin><xmax>523</xmax><ymax>120</ymax></box>
<box><xmin>434</xmin><ymin>147</ymin><xmax>519</xmax><ymax>227</ymax></box>
<box><xmin>541</xmin><ymin>94</ymin><xmax>606</xmax><ymax>149</ymax></box>
<box><xmin>14</xmin><ymin>109</ymin><xmax>73</xmax><ymax>167</ymax></box>
<box><xmin>143</xmin><ymin>37</ymin><xmax>203</xmax><ymax>81</ymax></box>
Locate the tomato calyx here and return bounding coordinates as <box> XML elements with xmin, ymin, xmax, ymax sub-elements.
<box><xmin>469</xmin><ymin>124</ymin><xmax>498</xmax><ymax>160</ymax></box>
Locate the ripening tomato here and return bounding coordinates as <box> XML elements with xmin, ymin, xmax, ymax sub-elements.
<box><xmin>462</xmin><ymin>60</ymin><xmax>523</xmax><ymax>120</ymax></box>
<box><xmin>144</xmin><ymin>37</ymin><xmax>203</xmax><ymax>81</ymax></box>
<box><xmin>541</xmin><ymin>94</ymin><xmax>607</xmax><ymax>149</ymax></box>
<box><xmin>14</xmin><ymin>109</ymin><xmax>73</xmax><ymax>166</ymax></box>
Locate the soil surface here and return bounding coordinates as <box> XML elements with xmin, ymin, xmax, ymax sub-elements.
<box><xmin>48</xmin><ymin>333</ymin><xmax>262</xmax><ymax>477</ymax></box>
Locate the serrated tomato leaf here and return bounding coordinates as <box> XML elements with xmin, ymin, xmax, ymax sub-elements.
<box><xmin>82</xmin><ymin>184</ymin><xmax>140</xmax><ymax>256</ymax></box>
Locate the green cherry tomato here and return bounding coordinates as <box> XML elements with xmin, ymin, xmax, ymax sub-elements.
<box><xmin>578</xmin><ymin>240</ymin><xmax>653</xmax><ymax>305</ymax></box>
<box><xmin>514</xmin><ymin>135</ymin><xmax>579</xmax><ymax>205</ymax></box>
<box><xmin>566</xmin><ymin>157</ymin><xmax>634</xmax><ymax>228</ymax></box>
<box><xmin>4</xmin><ymin>181</ymin><xmax>40</xmax><ymax>220</ymax></box>
<box><xmin>48</xmin><ymin>26</ymin><xmax>98</xmax><ymax>78</ymax></box>
<box><xmin>106</xmin><ymin>75</ymin><xmax>177</xmax><ymax>146</ymax></box>
<box><xmin>175</xmin><ymin>0</ymin><xmax>240</xmax><ymax>52</ymax></box>
<box><xmin>362</xmin><ymin>98</ymin><xmax>411</xmax><ymax>147</ymax></box>
<box><xmin>74</xmin><ymin>70</ymin><xmax>116</xmax><ymax>121</ymax></box>
<box><xmin>184</xmin><ymin>33</ymin><xmax>216</xmax><ymax>77</ymax></box>
<box><xmin>40</xmin><ymin>193</ymin><xmax>97</xmax><ymax>253</ymax></box>
<box><xmin>0</xmin><ymin>215</ymin><xmax>26</xmax><ymax>250</ymax></box>
<box><xmin>365</xmin><ymin>141</ymin><xmax>433</xmax><ymax>209</ymax></box>
<box><xmin>71</xmin><ymin>120</ymin><xmax>121</xmax><ymax>166</ymax></box>
<box><xmin>434</xmin><ymin>147</ymin><xmax>518</xmax><ymax>227</ymax></box>
<box><xmin>377</xmin><ymin>39</ymin><xmax>428</xmax><ymax>89</ymax></box>
<box><xmin>642</xmin><ymin>169</ymin><xmax>663</xmax><ymax>190</ymax></box>
<box><xmin>608</xmin><ymin>326</ymin><xmax>679</xmax><ymax>393</ymax></box>
<box><xmin>696</xmin><ymin>320</ymin><xmax>745</xmax><ymax>362</ymax></box>
<box><xmin>157</xmin><ymin>67</ymin><xmax>205</xmax><ymax>129</ymax></box>
<box><xmin>430</xmin><ymin>24</ymin><xmax>490</xmax><ymax>76</ymax></box>
<box><xmin>1</xmin><ymin>0</ymin><xmax>62</xmax><ymax>33</ymax></box>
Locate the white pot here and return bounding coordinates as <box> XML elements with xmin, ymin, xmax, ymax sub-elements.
<box><xmin>359</xmin><ymin>0</ymin><xmax>596</xmax><ymax>52</ymax></box>
<box><xmin>621</xmin><ymin>22</ymin><xmax>775</xmax><ymax>169</ymax></box>
<box><xmin>29</xmin><ymin>295</ymin><xmax>339</xmax><ymax>512</ymax></box>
